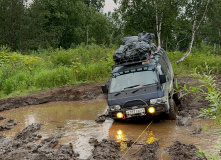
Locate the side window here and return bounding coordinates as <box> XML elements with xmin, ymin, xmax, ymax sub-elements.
<box><xmin>163</xmin><ymin>53</ymin><xmax>173</xmax><ymax>74</ymax></box>
<box><xmin>159</xmin><ymin>58</ymin><xmax>168</xmax><ymax>76</ymax></box>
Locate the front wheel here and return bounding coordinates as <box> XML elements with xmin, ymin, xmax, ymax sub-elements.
<box><xmin>168</xmin><ymin>98</ymin><xmax>178</xmax><ymax>120</ymax></box>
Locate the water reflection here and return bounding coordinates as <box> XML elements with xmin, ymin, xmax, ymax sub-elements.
<box><xmin>109</xmin><ymin>119</ymin><xmax>220</xmax><ymax>159</ymax></box>
<box><xmin>146</xmin><ymin>131</ymin><xmax>156</xmax><ymax>144</ymax></box>
<box><xmin>115</xmin><ymin>130</ymin><xmax>127</xmax><ymax>151</ymax></box>
<box><xmin>26</xmin><ymin>114</ymin><xmax>36</xmax><ymax>125</ymax></box>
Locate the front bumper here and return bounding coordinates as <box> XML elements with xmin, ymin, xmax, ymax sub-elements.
<box><xmin>109</xmin><ymin>104</ymin><xmax>169</xmax><ymax>119</ymax></box>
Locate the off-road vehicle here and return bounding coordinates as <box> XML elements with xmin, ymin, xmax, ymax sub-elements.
<box><xmin>102</xmin><ymin>32</ymin><xmax>180</xmax><ymax>120</ymax></box>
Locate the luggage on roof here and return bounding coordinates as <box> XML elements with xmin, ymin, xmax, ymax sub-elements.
<box><xmin>113</xmin><ymin>31</ymin><xmax>156</xmax><ymax>65</ymax></box>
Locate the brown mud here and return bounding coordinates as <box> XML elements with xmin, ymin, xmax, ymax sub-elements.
<box><xmin>166</xmin><ymin>141</ymin><xmax>207</xmax><ymax>160</ymax></box>
<box><xmin>0</xmin><ymin>83</ymin><xmax>105</xmax><ymax>112</ymax></box>
<box><xmin>88</xmin><ymin>138</ymin><xmax>121</xmax><ymax>160</ymax></box>
<box><xmin>0</xmin><ymin>123</ymin><xmax>79</xmax><ymax>160</ymax></box>
<box><xmin>0</xmin><ymin>78</ymin><xmax>220</xmax><ymax>159</ymax></box>
<box><xmin>0</xmin><ymin>116</ymin><xmax>6</xmax><ymax>120</ymax></box>
<box><xmin>0</xmin><ymin>119</ymin><xmax>18</xmax><ymax>132</ymax></box>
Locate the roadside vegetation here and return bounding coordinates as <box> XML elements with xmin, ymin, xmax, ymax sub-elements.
<box><xmin>176</xmin><ymin>68</ymin><xmax>221</xmax><ymax>159</ymax></box>
<box><xmin>0</xmin><ymin>45</ymin><xmax>115</xmax><ymax>98</ymax></box>
<box><xmin>0</xmin><ymin>44</ymin><xmax>221</xmax><ymax>99</ymax></box>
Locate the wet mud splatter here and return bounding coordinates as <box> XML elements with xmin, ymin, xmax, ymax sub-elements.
<box><xmin>0</xmin><ymin>119</ymin><xmax>18</xmax><ymax>132</ymax></box>
<box><xmin>136</xmin><ymin>141</ymin><xmax>159</xmax><ymax>160</ymax></box>
<box><xmin>190</xmin><ymin>128</ymin><xmax>203</xmax><ymax>135</ymax></box>
<box><xmin>0</xmin><ymin>116</ymin><xmax>5</xmax><ymax>120</ymax></box>
<box><xmin>166</xmin><ymin>141</ymin><xmax>206</xmax><ymax>160</ymax></box>
<box><xmin>89</xmin><ymin>139</ymin><xmax>121</xmax><ymax>160</ymax></box>
<box><xmin>0</xmin><ymin>123</ymin><xmax>79</xmax><ymax>160</ymax></box>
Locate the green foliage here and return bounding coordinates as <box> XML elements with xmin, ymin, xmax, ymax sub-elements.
<box><xmin>0</xmin><ymin>50</ymin><xmax>44</xmax><ymax>69</ymax></box>
<box><xmin>0</xmin><ymin>0</ymin><xmax>112</xmax><ymax>51</ymax></box>
<box><xmin>50</xmin><ymin>44</ymin><xmax>115</xmax><ymax>66</ymax></box>
<box><xmin>198</xmin><ymin>148</ymin><xmax>220</xmax><ymax>160</ymax></box>
<box><xmin>178</xmin><ymin>67</ymin><xmax>221</xmax><ymax>160</ymax></box>
<box><xmin>167</xmin><ymin>50</ymin><xmax>221</xmax><ymax>76</ymax></box>
<box><xmin>0</xmin><ymin>45</ymin><xmax>115</xmax><ymax>98</ymax></box>
<box><xmin>180</xmin><ymin>71</ymin><xmax>221</xmax><ymax>122</ymax></box>
<box><xmin>33</xmin><ymin>66</ymin><xmax>71</xmax><ymax>88</ymax></box>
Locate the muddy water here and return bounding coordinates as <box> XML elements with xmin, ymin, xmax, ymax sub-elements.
<box><xmin>0</xmin><ymin>100</ymin><xmax>220</xmax><ymax>159</ymax></box>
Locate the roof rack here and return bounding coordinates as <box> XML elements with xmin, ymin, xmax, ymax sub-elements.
<box><xmin>113</xmin><ymin>58</ymin><xmax>149</xmax><ymax>68</ymax></box>
<box><xmin>113</xmin><ymin>32</ymin><xmax>159</xmax><ymax>68</ymax></box>
<box><xmin>112</xmin><ymin>46</ymin><xmax>163</xmax><ymax>69</ymax></box>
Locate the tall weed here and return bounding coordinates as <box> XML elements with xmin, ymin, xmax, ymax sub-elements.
<box><xmin>179</xmin><ymin>69</ymin><xmax>221</xmax><ymax>160</ymax></box>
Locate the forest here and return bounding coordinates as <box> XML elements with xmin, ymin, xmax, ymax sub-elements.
<box><xmin>0</xmin><ymin>0</ymin><xmax>220</xmax><ymax>53</ymax></box>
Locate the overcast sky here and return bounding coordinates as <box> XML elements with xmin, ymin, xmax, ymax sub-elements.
<box><xmin>27</xmin><ymin>0</ymin><xmax>118</xmax><ymax>13</ymax></box>
<box><xmin>103</xmin><ymin>0</ymin><xmax>118</xmax><ymax>13</ymax></box>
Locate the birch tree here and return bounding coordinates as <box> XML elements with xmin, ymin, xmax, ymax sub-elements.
<box><xmin>176</xmin><ymin>0</ymin><xmax>211</xmax><ymax>64</ymax></box>
<box><xmin>114</xmin><ymin>0</ymin><xmax>180</xmax><ymax>47</ymax></box>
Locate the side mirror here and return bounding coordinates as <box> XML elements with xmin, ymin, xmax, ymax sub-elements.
<box><xmin>101</xmin><ymin>84</ymin><xmax>108</xmax><ymax>94</ymax></box>
<box><xmin>159</xmin><ymin>75</ymin><xmax>166</xmax><ymax>84</ymax></box>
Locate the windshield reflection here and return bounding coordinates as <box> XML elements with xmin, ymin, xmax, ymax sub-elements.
<box><xmin>110</xmin><ymin>71</ymin><xmax>158</xmax><ymax>93</ymax></box>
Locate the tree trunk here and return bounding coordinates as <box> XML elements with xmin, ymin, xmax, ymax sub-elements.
<box><xmin>176</xmin><ymin>30</ymin><xmax>196</xmax><ymax>64</ymax></box>
<box><xmin>176</xmin><ymin>0</ymin><xmax>210</xmax><ymax>64</ymax></box>
<box><xmin>155</xmin><ymin>1</ymin><xmax>160</xmax><ymax>47</ymax></box>
<box><xmin>219</xmin><ymin>29</ymin><xmax>221</xmax><ymax>49</ymax></box>
<box><xmin>213</xmin><ymin>43</ymin><xmax>216</xmax><ymax>54</ymax></box>
<box><xmin>155</xmin><ymin>0</ymin><xmax>163</xmax><ymax>47</ymax></box>
<box><xmin>9</xmin><ymin>0</ymin><xmax>14</xmax><ymax>50</ymax></box>
<box><xmin>86</xmin><ymin>25</ymin><xmax>89</xmax><ymax>46</ymax></box>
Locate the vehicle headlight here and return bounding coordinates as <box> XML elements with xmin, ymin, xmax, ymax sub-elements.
<box><xmin>150</xmin><ymin>97</ymin><xmax>167</xmax><ymax>104</ymax></box>
<box><xmin>109</xmin><ymin>105</ymin><xmax>121</xmax><ymax>111</ymax></box>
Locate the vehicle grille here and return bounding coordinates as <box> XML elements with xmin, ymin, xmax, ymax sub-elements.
<box><xmin>123</xmin><ymin>100</ymin><xmax>147</xmax><ymax>108</ymax></box>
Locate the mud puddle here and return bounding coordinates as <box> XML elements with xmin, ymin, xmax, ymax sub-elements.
<box><xmin>110</xmin><ymin>119</ymin><xmax>220</xmax><ymax>160</ymax></box>
<box><xmin>0</xmin><ymin>100</ymin><xmax>220</xmax><ymax>159</ymax></box>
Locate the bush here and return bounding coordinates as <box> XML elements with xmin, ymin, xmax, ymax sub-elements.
<box><xmin>167</xmin><ymin>50</ymin><xmax>221</xmax><ymax>76</ymax></box>
<box><xmin>2</xmin><ymin>70</ymin><xmax>32</xmax><ymax>94</ymax></box>
<box><xmin>33</xmin><ymin>66</ymin><xmax>72</xmax><ymax>88</ymax></box>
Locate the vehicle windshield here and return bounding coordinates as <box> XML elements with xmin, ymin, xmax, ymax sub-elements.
<box><xmin>110</xmin><ymin>70</ymin><xmax>158</xmax><ymax>93</ymax></box>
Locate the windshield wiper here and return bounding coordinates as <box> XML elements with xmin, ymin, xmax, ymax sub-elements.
<box><xmin>114</xmin><ymin>90</ymin><xmax>125</xmax><ymax>96</ymax></box>
<box><xmin>132</xmin><ymin>89</ymin><xmax>139</xmax><ymax>94</ymax></box>
<box><xmin>124</xmin><ymin>84</ymin><xmax>140</xmax><ymax>90</ymax></box>
<box><xmin>142</xmin><ymin>83</ymin><xmax>156</xmax><ymax>87</ymax></box>
<box><xmin>114</xmin><ymin>92</ymin><xmax>121</xmax><ymax>96</ymax></box>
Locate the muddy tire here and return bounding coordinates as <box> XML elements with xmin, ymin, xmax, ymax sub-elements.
<box><xmin>168</xmin><ymin>98</ymin><xmax>178</xmax><ymax>120</ymax></box>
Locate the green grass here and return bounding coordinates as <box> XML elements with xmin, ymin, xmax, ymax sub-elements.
<box><xmin>167</xmin><ymin>50</ymin><xmax>221</xmax><ymax>76</ymax></box>
<box><xmin>0</xmin><ymin>44</ymin><xmax>221</xmax><ymax>99</ymax></box>
<box><xmin>0</xmin><ymin>44</ymin><xmax>115</xmax><ymax>98</ymax></box>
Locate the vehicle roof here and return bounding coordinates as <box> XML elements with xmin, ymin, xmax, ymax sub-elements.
<box><xmin>112</xmin><ymin>58</ymin><xmax>157</xmax><ymax>73</ymax></box>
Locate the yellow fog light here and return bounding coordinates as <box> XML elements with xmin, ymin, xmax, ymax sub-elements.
<box><xmin>116</xmin><ymin>112</ymin><xmax>124</xmax><ymax>118</ymax></box>
<box><xmin>148</xmin><ymin>107</ymin><xmax>155</xmax><ymax>114</ymax></box>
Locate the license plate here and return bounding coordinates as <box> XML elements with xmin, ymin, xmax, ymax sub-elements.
<box><xmin>126</xmin><ymin>108</ymin><xmax>145</xmax><ymax>115</ymax></box>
